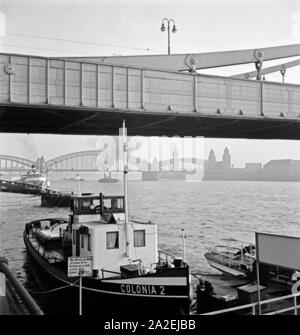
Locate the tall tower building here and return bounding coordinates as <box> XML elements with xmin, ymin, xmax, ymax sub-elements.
<box><xmin>208</xmin><ymin>149</ymin><xmax>216</xmax><ymax>169</ymax></box>
<box><xmin>222</xmin><ymin>147</ymin><xmax>231</xmax><ymax>169</ymax></box>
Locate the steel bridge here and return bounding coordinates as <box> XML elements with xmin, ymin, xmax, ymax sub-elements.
<box><xmin>0</xmin><ymin>154</ymin><xmax>35</xmax><ymax>171</ymax></box>
<box><xmin>0</xmin><ymin>151</ymin><xmax>103</xmax><ymax>172</ymax></box>
<box><xmin>0</xmin><ymin>150</ymin><xmax>202</xmax><ymax>173</ymax></box>
<box><xmin>45</xmin><ymin>150</ymin><xmax>102</xmax><ymax>171</ymax></box>
<box><xmin>0</xmin><ymin>44</ymin><xmax>300</xmax><ymax>139</ymax></box>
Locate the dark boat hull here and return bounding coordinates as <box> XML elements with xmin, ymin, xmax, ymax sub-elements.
<box><xmin>24</xmin><ymin>232</ymin><xmax>191</xmax><ymax>316</ymax></box>
<box><xmin>98</xmin><ymin>178</ymin><xmax>119</xmax><ymax>183</ymax></box>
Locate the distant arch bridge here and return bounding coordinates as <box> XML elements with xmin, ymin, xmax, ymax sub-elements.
<box><xmin>0</xmin><ymin>154</ymin><xmax>35</xmax><ymax>171</ymax></box>
<box><xmin>0</xmin><ymin>150</ymin><xmax>103</xmax><ymax>172</ymax></box>
<box><xmin>0</xmin><ymin>150</ymin><xmax>202</xmax><ymax>173</ymax></box>
<box><xmin>45</xmin><ymin>150</ymin><xmax>103</xmax><ymax>171</ymax></box>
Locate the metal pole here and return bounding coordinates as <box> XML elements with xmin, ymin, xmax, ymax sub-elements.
<box><xmin>167</xmin><ymin>21</ymin><xmax>170</xmax><ymax>55</ymax></box>
<box><xmin>123</xmin><ymin>120</ymin><xmax>129</xmax><ymax>257</ymax></box>
<box><xmin>255</xmin><ymin>233</ymin><xmax>262</xmax><ymax>315</ymax></box>
<box><xmin>79</xmin><ymin>275</ymin><xmax>82</xmax><ymax>315</ymax></box>
<box><xmin>182</xmin><ymin>229</ymin><xmax>186</xmax><ymax>262</ymax></box>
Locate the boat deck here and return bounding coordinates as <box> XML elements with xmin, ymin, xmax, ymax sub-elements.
<box><xmin>29</xmin><ymin>235</ymin><xmax>65</xmax><ymax>263</ymax></box>
<box><xmin>195</xmin><ymin>273</ymin><xmax>249</xmax><ymax>298</ymax></box>
<box><xmin>193</xmin><ymin>272</ymin><xmax>295</xmax><ymax>314</ymax></box>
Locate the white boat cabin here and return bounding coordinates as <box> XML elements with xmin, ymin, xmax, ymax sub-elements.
<box><xmin>67</xmin><ymin>194</ymin><xmax>157</xmax><ymax>275</ymax></box>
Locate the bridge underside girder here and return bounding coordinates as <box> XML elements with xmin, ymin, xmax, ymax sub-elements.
<box><xmin>0</xmin><ymin>104</ymin><xmax>299</xmax><ymax>140</ymax></box>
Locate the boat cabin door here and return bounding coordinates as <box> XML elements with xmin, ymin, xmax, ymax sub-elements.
<box><xmin>75</xmin><ymin>230</ymin><xmax>80</xmax><ymax>256</ymax></box>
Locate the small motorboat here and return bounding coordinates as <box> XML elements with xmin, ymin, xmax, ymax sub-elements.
<box><xmin>204</xmin><ymin>238</ymin><xmax>255</xmax><ymax>277</ymax></box>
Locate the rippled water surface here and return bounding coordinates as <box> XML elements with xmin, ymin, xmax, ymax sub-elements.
<box><xmin>1</xmin><ymin>180</ymin><xmax>300</xmax><ymax>309</ymax></box>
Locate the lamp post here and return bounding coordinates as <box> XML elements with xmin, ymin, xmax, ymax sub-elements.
<box><xmin>160</xmin><ymin>18</ymin><xmax>177</xmax><ymax>55</ymax></box>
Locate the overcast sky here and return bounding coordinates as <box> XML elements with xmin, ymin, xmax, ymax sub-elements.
<box><xmin>0</xmin><ymin>0</ymin><xmax>300</xmax><ymax>167</ymax></box>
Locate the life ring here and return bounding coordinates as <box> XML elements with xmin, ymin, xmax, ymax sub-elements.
<box><xmin>95</xmin><ymin>206</ymin><xmax>101</xmax><ymax>214</ymax></box>
<box><xmin>291</xmin><ymin>271</ymin><xmax>300</xmax><ymax>294</ymax></box>
<box><xmin>291</xmin><ymin>280</ymin><xmax>300</xmax><ymax>294</ymax></box>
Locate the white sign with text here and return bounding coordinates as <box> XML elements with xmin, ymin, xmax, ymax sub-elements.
<box><xmin>68</xmin><ymin>256</ymin><xmax>93</xmax><ymax>277</ymax></box>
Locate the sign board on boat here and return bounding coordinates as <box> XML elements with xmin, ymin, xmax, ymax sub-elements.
<box><xmin>256</xmin><ymin>232</ymin><xmax>300</xmax><ymax>270</ymax></box>
<box><xmin>68</xmin><ymin>256</ymin><xmax>93</xmax><ymax>277</ymax></box>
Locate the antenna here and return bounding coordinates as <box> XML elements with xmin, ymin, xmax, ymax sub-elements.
<box><xmin>122</xmin><ymin>120</ymin><xmax>130</xmax><ymax>257</ymax></box>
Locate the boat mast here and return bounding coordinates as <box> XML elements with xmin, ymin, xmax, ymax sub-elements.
<box><xmin>122</xmin><ymin>120</ymin><xmax>129</xmax><ymax>257</ymax></box>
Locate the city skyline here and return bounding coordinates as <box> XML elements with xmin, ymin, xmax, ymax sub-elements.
<box><xmin>1</xmin><ymin>133</ymin><xmax>300</xmax><ymax>169</ymax></box>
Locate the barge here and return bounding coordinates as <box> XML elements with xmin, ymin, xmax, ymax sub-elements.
<box><xmin>24</xmin><ymin>193</ymin><xmax>192</xmax><ymax>315</ymax></box>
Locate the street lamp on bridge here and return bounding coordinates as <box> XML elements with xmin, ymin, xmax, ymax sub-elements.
<box><xmin>160</xmin><ymin>18</ymin><xmax>177</xmax><ymax>55</ymax></box>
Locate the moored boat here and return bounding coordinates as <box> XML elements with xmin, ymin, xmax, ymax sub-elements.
<box><xmin>24</xmin><ymin>193</ymin><xmax>192</xmax><ymax>315</ymax></box>
<box><xmin>12</xmin><ymin>165</ymin><xmax>50</xmax><ymax>190</ymax></box>
<box><xmin>98</xmin><ymin>171</ymin><xmax>119</xmax><ymax>183</ymax></box>
<box><xmin>204</xmin><ymin>238</ymin><xmax>255</xmax><ymax>277</ymax></box>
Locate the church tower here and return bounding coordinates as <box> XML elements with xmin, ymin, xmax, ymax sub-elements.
<box><xmin>222</xmin><ymin>147</ymin><xmax>231</xmax><ymax>169</ymax></box>
<box><xmin>208</xmin><ymin>149</ymin><xmax>216</xmax><ymax>169</ymax></box>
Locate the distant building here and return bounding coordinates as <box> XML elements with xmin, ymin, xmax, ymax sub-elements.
<box><xmin>245</xmin><ymin>163</ymin><xmax>262</xmax><ymax>171</ymax></box>
<box><xmin>263</xmin><ymin>159</ymin><xmax>300</xmax><ymax>171</ymax></box>
<box><xmin>208</xmin><ymin>149</ymin><xmax>216</xmax><ymax>169</ymax></box>
<box><xmin>205</xmin><ymin>147</ymin><xmax>232</xmax><ymax>170</ymax></box>
<box><xmin>204</xmin><ymin>149</ymin><xmax>300</xmax><ymax>181</ymax></box>
<box><xmin>262</xmin><ymin>159</ymin><xmax>300</xmax><ymax>181</ymax></box>
<box><xmin>222</xmin><ymin>147</ymin><xmax>231</xmax><ymax>169</ymax></box>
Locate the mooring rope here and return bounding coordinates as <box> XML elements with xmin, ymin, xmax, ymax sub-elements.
<box><xmin>30</xmin><ymin>278</ymin><xmax>80</xmax><ymax>294</ymax></box>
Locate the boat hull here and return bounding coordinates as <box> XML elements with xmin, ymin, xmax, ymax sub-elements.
<box><xmin>24</xmin><ymin>232</ymin><xmax>191</xmax><ymax>316</ymax></box>
<box><xmin>205</xmin><ymin>258</ymin><xmax>246</xmax><ymax>277</ymax></box>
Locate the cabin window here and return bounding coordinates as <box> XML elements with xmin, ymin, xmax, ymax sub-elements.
<box><xmin>81</xmin><ymin>235</ymin><xmax>84</xmax><ymax>248</ymax></box>
<box><xmin>88</xmin><ymin>234</ymin><xmax>91</xmax><ymax>251</ymax></box>
<box><xmin>82</xmin><ymin>199</ymin><xmax>91</xmax><ymax>209</ymax></box>
<box><xmin>103</xmin><ymin>197</ymin><xmax>124</xmax><ymax>212</ymax></box>
<box><xmin>134</xmin><ymin>230</ymin><xmax>145</xmax><ymax>247</ymax></box>
<box><xmin>106</xmin><ymin>232</ymin><xmax>119</xmax><ymax>249</ymax></box>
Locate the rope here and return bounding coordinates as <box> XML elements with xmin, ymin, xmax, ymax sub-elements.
<box><xmin>30</xmin><ymin>278</ymin><xmax>80</xmax><ymax>295</ymax></box>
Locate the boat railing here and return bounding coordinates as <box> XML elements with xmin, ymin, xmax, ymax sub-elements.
<box><xmin>157</xmin><ymin>251</ymin><xmax>175</xmax><ymax>266</ymax></box>
<box><xmin>199</xmin><ymin>291</ymin><xmax>300</xmax><ymax>315</ymax></box>
<box><xmin>0</xmin><ymin>257</ymin><xmax>44</xmax><ymax>315</ymax></box>
<box><xmin>100</xmin><ymin>269</ymin><xmax>121</xmax><ymax>279</ymax></box>
<box><xmin>208</xmin><ymin>247</ymin><xmax>255</xmax><ymax>271</ymax></box>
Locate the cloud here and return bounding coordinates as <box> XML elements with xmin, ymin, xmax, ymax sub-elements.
<box><xmin>291</xmin><ymin>12</ymin><xmax>300</xmax><ymax>38</ymax></box>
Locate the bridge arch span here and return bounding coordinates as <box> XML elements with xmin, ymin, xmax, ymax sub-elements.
<box><xmin>0</xmin><ymin>155</ymin><xmax>35</xmax><ymax>171</ymax></box>
<box><xmin>45</xmin><ymin>150</ymin><xmax>103</xmax><ymax>171</ymax></box>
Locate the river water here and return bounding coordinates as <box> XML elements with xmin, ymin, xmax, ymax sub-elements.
<box><xmin>0</xmin><ymin>180</ymin><xmax>300</xmax><ymax>312</ymax></box>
